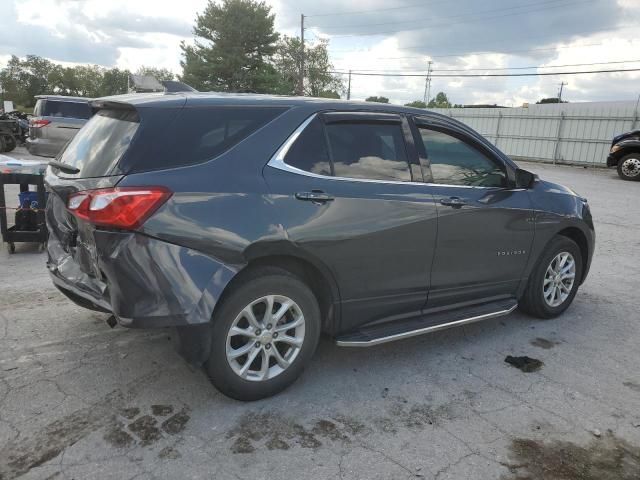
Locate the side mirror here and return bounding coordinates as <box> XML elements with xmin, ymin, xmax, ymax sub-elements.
<box><xmin>515</xmin><ymin>168</ymin><xmax>536</xmax><ymax>189</ymax></box>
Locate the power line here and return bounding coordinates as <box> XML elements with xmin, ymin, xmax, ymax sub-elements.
<box><xmin>331</xmin><ymin>43</ymin><xmax>604</xmax><ymax>62</ymax></box>
<box><xmin>331</xmin><ymin>59</ymin><xmax>640</xmax><ymax>74</ymax></box>
<box><xmin>432</xmin><ymin>59</ymin><xmax>640</xmax><ymax>72</ymax></box>
<box><xmin>321</xmin><ymin>0</ymin><xmax>590</xmax><ymax>38</ymax></box>
<box><xmin>310</xmin><ymin>0</ymin><xmax>576</xmax><ymax>30</ymax></box>
<box><xmin>305</xmin><ymin>0</ymin><xmax>445</xmax><ymax>18</ymax></box>
<box><xmin>329</xmin><ymin>68</ymin><xmax>640</xmax><ymax>78</ymax></box>
<box><xmin>324</xmin><ymin>24</ymin><xmax>636</xmax><ymax>54</ymax></box>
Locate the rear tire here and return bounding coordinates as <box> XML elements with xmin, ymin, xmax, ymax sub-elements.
<box><xmin>205</xmin><ymin>267</ymin><xmax>321</xmax><ymax>401</ymax></box>
<box><xmin>617</xmin><ymin>153</ymin><xmax>640</xmax><ymax>181</ymax></box>
<box><xmin>3</xmin><ymin>135</ymin><xmax>16</xmax><ymax>152</ymax></box>
<box><xmin>519</xmin><ymin>236</ymin><xmax>583</xmax><ymax>319</ymax></box>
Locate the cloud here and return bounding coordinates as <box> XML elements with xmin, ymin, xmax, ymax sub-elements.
<box><xmin>0</xmin><ymin>0</ymin><xmax>194</xmax><ymax>67</ymax></box>
<box><xmin>82</xmin><ymin>10</ymin><xmax>192</xmax><ymax>37</ymax></box>
<box><xmin>1</xmin><ymin>0</ymin><xmax>638</xmax><ymax>105</ymax></box>
<box><xmin>271</xmin><ymin>0</ymin><xmax>639</xmax><ymax>105</ymax></box>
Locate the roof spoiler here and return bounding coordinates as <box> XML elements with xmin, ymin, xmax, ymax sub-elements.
<box><xmin>90</xmin><ymin>100</ymin><xmax>137</xmax><ymax>113</ymax></box>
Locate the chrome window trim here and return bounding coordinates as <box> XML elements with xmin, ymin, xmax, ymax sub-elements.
<box><xmin>267</xmin><ymin>112</ymin><xmax>501</xmax><ymax>190</ymax></box>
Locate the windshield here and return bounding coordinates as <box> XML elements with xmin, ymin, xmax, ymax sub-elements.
<box><xmin>57</xmin><ymin>109</ymin><xmax>139</xmax><ymax>178</ymax></box>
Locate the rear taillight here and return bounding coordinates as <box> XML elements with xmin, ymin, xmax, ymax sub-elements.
<box><xmin>67</xmin><ymin>187</ymin><xmax>172</xmax><ymax>230</ymax></box>
<box><xmin>30</xmin><ymin>119</ymin><xmax>51</xmax><ymax>128</ymax></box>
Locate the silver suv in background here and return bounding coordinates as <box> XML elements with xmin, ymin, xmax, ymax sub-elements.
<box><xmin>26</xmin><ymin>95</ymin><xmax>93</xmax><ymax>157</ymax></box>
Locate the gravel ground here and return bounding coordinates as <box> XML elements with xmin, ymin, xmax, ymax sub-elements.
<box><xmin>0</xmin><ymin>147</ymin><xmax>639</xmax><ymax>480</ymax></box>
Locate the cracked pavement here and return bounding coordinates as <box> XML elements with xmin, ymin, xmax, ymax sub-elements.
<box><xmin>1</xmin><ymin>151</ymin><xmax>639</xmax><ymax>479</ymax></box>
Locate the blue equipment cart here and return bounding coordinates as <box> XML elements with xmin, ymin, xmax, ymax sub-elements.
<box><xmin>0</xmin><ymin>157</ymin><xmax>48</xmax><ymax>253</ymax></box>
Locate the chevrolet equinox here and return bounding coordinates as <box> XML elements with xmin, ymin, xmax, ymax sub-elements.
<box><xmin>45</xmin><ymin>93</ymin><xmax>595</xmax><ymax>400</ymax></box>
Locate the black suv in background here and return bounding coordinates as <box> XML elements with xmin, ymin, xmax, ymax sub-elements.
<box><xmin>607</xmin><ymin>129</ymin><xmax>640</xmax><ymax>180</ymax></box>
<box><xmin>45</xmin><ymin>93</ymin><xmax>594</xmax><ymax>400</ymax></box>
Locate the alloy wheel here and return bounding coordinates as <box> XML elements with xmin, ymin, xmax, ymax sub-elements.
<box><xmin>543</xmin><ymin>252</ymin><xmax>576</xmax><ymax>308</ymax></box>
<box><xmin>621</xmin><ymin>157</ymin><xmax>640</xmax><ymax>178</ymax></box>
<box><xmin>226</xmin><ymin>295</ymin><xmax>305</xmax><ymax>382</ymax></box>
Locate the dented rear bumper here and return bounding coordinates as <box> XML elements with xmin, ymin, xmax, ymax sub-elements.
<box><xmin>47</xmin><ymin>229</ymin><xmax>237</xmax><ymax>329</ymax></box>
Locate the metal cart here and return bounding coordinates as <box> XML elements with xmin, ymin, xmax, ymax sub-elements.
<box><xmin>0</xmin><ymin>167</ymin><xmax>48</xmax><ymax>254</ymax></box>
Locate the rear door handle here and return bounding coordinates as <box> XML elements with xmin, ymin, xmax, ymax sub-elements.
<box><xmin>440</xmin><ymin>197</ymin><xmax>467</xmax><ymax>208</ymax></box>
<box><xmin>295</xmin><ymin>191</ymin><xmax>335</xmax><ymax>203</ymax></box>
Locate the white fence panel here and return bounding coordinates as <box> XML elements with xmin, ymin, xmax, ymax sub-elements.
<box><xmin>431</xmin><ymin>101</ymin><xmax>640</xmax><ymax>166</ymax></box>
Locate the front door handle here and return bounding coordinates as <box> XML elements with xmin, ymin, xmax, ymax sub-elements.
<box><xmin>440</xmin><ymin>197</ymin><xmax>467</xmax><ymax>208</ymax></box>
<box><xmin>295</xmin><ymin>191</ymin><xmax>335</xmax><ymax>203</ymax></box>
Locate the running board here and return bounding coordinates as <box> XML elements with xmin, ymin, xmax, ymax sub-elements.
<box><xmin>335</xmin><ymin>299</ymin><xmax>518</xmax><ymax>347</ymax></box>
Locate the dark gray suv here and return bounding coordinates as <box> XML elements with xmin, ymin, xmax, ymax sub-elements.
<box><xmin>45</xmin><ymin>93</ymin><xmax>594</xmax><ymax>400</ymax></box>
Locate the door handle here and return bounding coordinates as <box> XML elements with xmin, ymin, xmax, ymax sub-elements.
<box><xmin>440</xmin><ymin>197</ymin><xmax>467</xmax><ymax>208</ymax></box>
<box><xmin>295</xmin><ymin>191</ymin><xmax>335</xmax><ymax>203</ymax></box>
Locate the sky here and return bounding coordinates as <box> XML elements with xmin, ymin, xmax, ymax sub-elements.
<box><xmin>1</xmin><ymin>0</ymin><xmax>639</xmax><ymax>106</ymax></box>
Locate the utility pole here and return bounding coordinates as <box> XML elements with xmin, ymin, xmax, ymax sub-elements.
<box><xmin>347</xmin><ymin>70</ymin><xmax>352</xmax><ymax>100</ymax></box>
<box><xmin>557</xmin><ymin>81</ymin><xmax>567</xmax><ymax>102</ymax></box>
<box><xmin>298</xmin><ymin>14</ymin><xmax>305</xmax><ymax>96</ymax></box>
<box><xmin>423</xmin><ymin>61</ymin><xmax>433</xmax><ymax>105</ymax></box>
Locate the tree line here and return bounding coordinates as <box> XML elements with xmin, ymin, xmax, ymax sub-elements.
<box><xmin>0</xmin><ymin>0</ymin><xmax>500</xmax><ymax>111</ymax></box>
<box><xmin>0</xmin><ymin>0</ymin><xmax>345</xmax><ymax>109</ymax></box>
<box><xmin>0</xmin><ymin>55</ymin><xmax>175</xmax><ymax>108</ymax></box>
<box><xmin>368</xmin><ymin>92</ymin><xmax>461</xmax><ymax>109</ymax></box>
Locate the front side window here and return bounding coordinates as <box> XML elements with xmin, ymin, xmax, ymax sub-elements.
<box><xmin>325</xmin><ymin>122</ymin><xmax>411</xmax><ymax>182</ymax></box>
<box><xmin>418</xmin><ymin>128</ymin><xmax>506</xmax><ymax>187</ymax></box>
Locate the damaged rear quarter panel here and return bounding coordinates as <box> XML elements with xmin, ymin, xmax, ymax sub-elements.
<box><xmin>94</xmin><ymin>230</ymin><xmax>236</xmax><ymax>327</ymax></box>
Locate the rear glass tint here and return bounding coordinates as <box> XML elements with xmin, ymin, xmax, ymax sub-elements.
<box><xmin>42</xmin><ymin>100</ymin><xmax>92</xmax><ymax>119</ymax></box>
<box><xmin>57</xmin><ymin>109</ymin><xmax>139</xmax><ymax>178</ymax></box>
<box><xmin>125</xmin><ymin>106</ymin><xmax>288</xmax><ymax>173</ymax></box>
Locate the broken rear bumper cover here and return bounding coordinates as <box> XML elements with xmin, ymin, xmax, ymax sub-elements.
<box><xmin>47</xmin><ymin>230</ymin><xmax>237</xmax><ymax>329</ymax></box>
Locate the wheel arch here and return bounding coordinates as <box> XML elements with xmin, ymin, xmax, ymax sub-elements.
<box><xmin>611</xmin><ymin>144</ymin><xmax>640</xmax><ymax>165</ymax></box>
<box><xmin>214</xmin><ymin>244</ymin><xmax>341</xmax><ymax>335</ymax></box>
<box><xmin>555</xmin><ymin>227</ymin><xmax>590</xmax><ymax>284</ymax></box>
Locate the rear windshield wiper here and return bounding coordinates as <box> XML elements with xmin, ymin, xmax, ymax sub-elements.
<box><xmin>48</xmin><ymin>160</ymin><xmax>80</xmax><ymax>175</ymax></box>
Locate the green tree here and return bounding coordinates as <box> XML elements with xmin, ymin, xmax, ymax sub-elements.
<box><xmin>100</xmin><ymin>68</ymin><xmax>130</xmax><ymax>96</ymax></box>
<box><xmin>272</xmin><ymin>36</ymin><xmax>344</xmax><ymax>97</ymax></box>
<box><xmin>0</xmin><ymin>56</ymin><xmax>24</xmax><ymax>105</ymax></box>
<box><xmin>537</xmin><ymin>97</ymin><xmax>567</xmax><ymax>104</ymax></box>
<box><xmin>427</xmin><ymin>92</ymin><xmax>452</xmax><ymax>108</ymax></box>
<box><xmin>180</xmin><ymin>0</ymin><xmax>280</xmax><ymax>93</ymax></box>
<box><xmin>318</xmin><ymin>90</ymin><xmax>340</xmax><ymax>99</ymax></box>
<box><xmin>136</xmin><ymin>66</ymin><xmax>175</xmax><ymax>82</ymax></box>
<box><xmin>365</xmin><ymin>96</ymin><xmax>389</xmax><ymax>103</ymax></box>
<box><xmin>405</xmin><ymin>100</ymin><xmax>426</xmax><ymax>108</ymax></box>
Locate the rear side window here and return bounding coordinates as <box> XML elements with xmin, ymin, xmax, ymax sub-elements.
<box><xmin>129</xmin><ymin>106</ymin><xmax>288</xmax><ymax>172</ymax></box>
<box><xmin>284</xmin><ymin>117</ymin><xmax>331</xmax><ymax>176</ymax></box>
<box><xmin>57</xmin><ymin>109</ymin><xmax>139</xmax><ymax>178</ymax></box>
<box><xmin>325</xmin><ymin>122</ymin><xmax>411</xmax><ymax>182</ymax></box>
<box><xmin>33</xmin><ymin>100</ymin><xmax>44</xmax><ymax>117</ymax></box>
<box><xmin>42</xmin><ymin>100</ymin><xmax>91</xmax><ymax>119</ymax></box>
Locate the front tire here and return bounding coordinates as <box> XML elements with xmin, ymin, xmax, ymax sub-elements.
<box><xmin>617</xmin><ymin>154</ymin><xmax>640</xmax><ymax>181</ymax></box>
<box><xmin>520</xmin><ymin>236</ymin><xmax>583</xmax><ymax>319</ymax></box>
<box><xmin>205</xmin><ymin>267</ymin><xmax>321</xmax><ymax>401</ymax></box>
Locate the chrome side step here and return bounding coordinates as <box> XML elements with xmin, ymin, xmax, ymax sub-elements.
<box><xmin>336</xmin><ymin>301</ymin><xmax>517</xmax><ymax>347</ymax></box>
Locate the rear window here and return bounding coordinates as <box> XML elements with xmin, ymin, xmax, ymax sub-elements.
<box><xmin>41</xmin><ymin>100</ymin><xmax>91</xmax><ymax>119</ymax></box>
<box><xmin>57</xmin><ymin>109</ymin><xmax>139</xmax><ymax>178</ymax></box>
<box><xmin>125</xmin><ymin>106</ymin><xmax>288</xmax><ymax>173</ymax></box>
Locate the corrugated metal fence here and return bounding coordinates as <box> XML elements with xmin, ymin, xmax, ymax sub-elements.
<box><xmin>431</xmin><ymin>100</ymin><xmax>640</xmax><ymax>166</ymax></box>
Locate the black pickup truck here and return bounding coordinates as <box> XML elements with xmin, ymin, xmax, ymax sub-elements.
<box><xmin>607</xmin><ymin>129</ymin><xmax>640</xmax><ymax>180</ymax></box>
